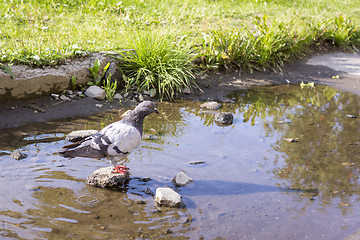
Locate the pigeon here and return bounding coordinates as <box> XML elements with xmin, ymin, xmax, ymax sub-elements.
<box><xmin>58</xmin><ymin>100</ymin><xmax>159</xmax><ymax>174</ymax></box>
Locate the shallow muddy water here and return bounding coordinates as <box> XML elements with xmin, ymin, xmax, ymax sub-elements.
<box><xmin>1</xmin><ymin>84</ymin><xmax>360</xmax><ymax>239</ymax></box>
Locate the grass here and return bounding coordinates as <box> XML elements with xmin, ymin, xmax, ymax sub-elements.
<box><xmin>116</xmin><ymin>30</ymin><xmax>195</xmax><ymax>100</ymax></box>
<box><xmin>0</xmin><ymin>0</ymin><xmax>360</xmax><ymax>98</ymax></box>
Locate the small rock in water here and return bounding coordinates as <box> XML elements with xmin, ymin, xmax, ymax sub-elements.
<box><xmin>200</xmin><ymin>101</ymin><xmax>222</xmax><ymax>110</ymax></box>
<box><xmin>172</xmin><ymin>171</ymin><xmax>193</xmax><ymax>187</ymax></box>
<box><xmin>189</xmin><ymin>161</ymin><xmax>205</xmax><ymax>165</ymax></box>
<box><xmin>155</xmin><ymin>187</ymin><xmax>182</xmax><ymax>208</ymax></box>
<box><xmin>65</xmin><ymin>130</ymin><xmax>98</xmax><ymax>142</ymax></box>
<box><xmin>84</xmin><ymin>86</ymin><xmax>106</xmax><ymax>100</ymax></box>
<box><xmin>85</xmin><ymin>166</ymin><xmax>129</xmax><ymax>188</ymax></box>
<box><xmin>10</xmin><ymin>150</ymin><xmax>27</xmax><ymax>160</ymax></box>
<box><xmin>214</xmin><ymin>112</ymin><xmax>234</xmax><ymax>126</ymax></box>
<box><xmin>144</xmin><ymin>187</ymin><xmax>154</xmax><ymax>196</ymax></box>
<box><xmin>95</xmin><ymin>104</ymin><xmax>103</xmax><ymax>108</ymax></box>
<box><xmin>284</xmin><ymin>138</ymin><xmax>299</xmax><ymax>143</ymax></box>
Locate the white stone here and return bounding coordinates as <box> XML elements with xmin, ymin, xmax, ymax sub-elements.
<box><xmin>155</xmin><ymin>187</ymin><xmax>182</xmax><ymax>207</ymax></box>
<box><xmin>172</xmin><ymin>171</ymin><xmax>193</xmax><ymax>187</ymax></box>
<box><xmin>84</xmin><ymin>86</ymin><xmax>106</xmax><ymax>100</ymax></box>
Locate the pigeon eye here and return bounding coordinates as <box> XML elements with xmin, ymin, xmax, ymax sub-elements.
<box><xmin>148</xmin><ymin>105</ymin><xmax>152</xmax><ymax>108</ymax></box>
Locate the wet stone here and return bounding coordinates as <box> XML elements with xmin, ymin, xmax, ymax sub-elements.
<box><xmin>144</xmin><ymin>187</ymin><xmax>154</xmax><ymax>196</ymax></box>
<box><xmin>189</xmin><ymin>161</ymin><xmax>205</xmax><ymax>165</ymax></box>
<box><xmin>155</xmin><ymin>187</ymin><xmax>182</xmax><ymax>208</ymax></box>
<box><xmin>65</xmin><ymin>130</ymin><xmax>98</xmax><ymax>142</ymax></box>
<box><xmin>284</xmin><ymin>138</ymin><xmax>299</xmax><ymax>143</ymax></box>
<box><xmin>172</xmin><ymin>171</ymin><xmax>193</xmax><ymax>187</ymax></box>
<box><xmin>200</xmin><ymin>101</ymin><xmax>222</xmax><ymax>110</ymax></box>
<box><xmin>214</xmin><ymin>112</ymin><xmax>234</xmax><ymax>126</ymax></box>
<box><xmin>10</xmin><ymin>150</ymin><xmax>27</xmax><ymax>160</ymax></box>
<box><xmin>85</xmin><ymin>166</ymin><xmax>129</xmax><ymax>188</ymax></box>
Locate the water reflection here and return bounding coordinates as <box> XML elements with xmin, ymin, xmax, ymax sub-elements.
<box><xmin>228</xmin><ymin>85</ymin><xmax>360</xmax><ymax>214</ymax></box>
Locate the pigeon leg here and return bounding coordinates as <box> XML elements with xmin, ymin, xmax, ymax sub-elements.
<box><xmin>112</xmin><ymin>165</ymin><xmax>129</xmax><ymax>174</ymax></box>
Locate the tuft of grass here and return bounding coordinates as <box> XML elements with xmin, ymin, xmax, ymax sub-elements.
<box><xmin>195</xmin><ymin>15</ymin><xmax>360</xmax><ymax>72</ymax></box>
<box><xmin>116</xmin><ymin>30</ymin><xmax>195</xmax><ymax>100</ymax></box>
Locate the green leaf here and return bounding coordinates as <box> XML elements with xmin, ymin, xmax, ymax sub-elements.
<box><xmin>0</xmin><ymin>63</ymin><xmax>15</xmax><ymax>79</ymax></box>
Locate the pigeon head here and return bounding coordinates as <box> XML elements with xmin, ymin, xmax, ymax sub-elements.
<box><xmin>133</xmin><ymin>100</ymin><xmax>159</xmax><ymax>117</ymax></box>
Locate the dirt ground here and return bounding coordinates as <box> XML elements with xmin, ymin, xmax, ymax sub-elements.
<box><xmin>1</xmin><ymin>52</ymin><xmax>359</xmax><ymax>129</ymax></box>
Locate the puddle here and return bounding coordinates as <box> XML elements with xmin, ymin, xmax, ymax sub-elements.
<box><xmin>0</xmin><ymin>84</ymin><xmax>360</xmax><ymax>239</ymax></box>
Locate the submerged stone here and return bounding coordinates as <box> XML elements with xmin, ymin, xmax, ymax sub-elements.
<box><xmin>65</xmin><ymin>130</ymin><xmax>98</xmax><ymax>142</ymax></box>
<box><xmin>214</xmin><ymin>112</ymin><xmax>234</xmax><ymax>125</ymax></box>
<box><xmin>155</xmin><ymin>187</ymin><xmax>182</xmax><ymax>207</ymax></box>
<box><xmin>85</xmin><ymin>166</ymin><xmax>129</xmax><ymax>188</ymax></box>
<box><xmin>200</xmin><ymin>101</ymin><xmax>222</xmax><ymax>110</ymax></box>
<box><xmin>172</xmin><ymin>171</ymin><xmax>193</xmax><ymax>187</ymax></box>
<box><xmin>10</xmin><ymin>150</ymin><xmax>27</xmax><ymax>160</ymax></box>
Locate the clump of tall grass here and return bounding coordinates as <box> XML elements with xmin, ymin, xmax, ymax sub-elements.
<box><xmin>195</xmin><ymin>15</ymin><xmax>360</xmax><ymax>72</ymax></box>
<box><xmin>116</xmin><ymin>30</ymin><xmax>195</xmax><ymax>100</ymax></box>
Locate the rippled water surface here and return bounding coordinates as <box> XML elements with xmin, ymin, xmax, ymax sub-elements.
<box><xmin>1</xmin><ymin>84</ymin><xmax>360</xmax><ymax>239</ymax></box>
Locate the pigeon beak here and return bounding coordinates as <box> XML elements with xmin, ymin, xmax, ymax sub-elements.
<box><xmin>154</xmin><ymin>108</ymin><xmax>159</xmax><ymax>114</ymax></box>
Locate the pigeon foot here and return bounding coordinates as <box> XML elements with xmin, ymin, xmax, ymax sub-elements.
<box><xmin>112</xmin><ymin>165</ymin><xmax>129</xmax><ymax>174</ymax></box>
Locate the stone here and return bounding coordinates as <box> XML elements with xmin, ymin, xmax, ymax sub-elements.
<box><xmin>65</xmin><ymin>130</ymin><xmax>98</xmax><ymax>142</ymax></box>
<box><xmin>189</xmin><ymin>161</ymin><xmax>205</xmax><ymax>165</ymax></box>
<box><xmin>84</xmin><ymin>86</ymin><xmax>106</xmax><ymax>100</ymax></box>
<box><xmin>138</xmin><ymin>93</ymin><xmax>144</xmax><ymax>102</ymax></box>
<box><xmin>65</xmin><ymin>90</ymin><xmax>74</xmax><ymax>96</ymax></box>
<box><xmin>10</xmin><ymin>150</ymin><xmax>27</xmax><ymax>160</ymax></box>
<box><xmin>172</xmin><ymin>171</ymin><xmax>193</xmax><ymax>187</ymax></box>
<box><xmin>200</xmin><ymin>101</ymin><xmax>222</xmax><ymax>110</ymax></box>
<box><xmin>182</xmin><ymin>87</ymin><xmax>191</xmax><ymax>94</ymax></box>
<box><xmin>114</xmin><ymin>93</ymin><xmax>123</xmax><ymax>100</ymax></box>
<box><xmin>85</xmin><ymin>166</ymin><xmax>129</xmax><ymax>188</ymax></box>
<box><xmin>284</xmin><ymin>138</ymin><xmax>299</xmax><ymax>143</ymax></box>
<box><xmin>214</xmin><ymin>112</ymin><xmax>234</xmax><ymax>125</ymax></box>
<box><xmin>59</xmin><ymin>95</ymin><xmax>71</xmax><ymax>101</ymax></box>
<box><xmin>155</xmin><ymin>187</ymin><xmax>182</xmax><ymax>207</ymax></box>
<box><xmin>103</xmin><ymin>62</ymin><xmax>123</xmax><ymax>89</ymax></box>
<box><xmin>120</xmin><ymin>110</ymin><xmax>132</xmax><ymax>119</ymax></box>
<box><xmin>143</xmin><ymin>89</ymin><xmax>156</xmax><ymax>98</ymax></box>
<box><xmin>51</xmin><ymin>93</ymin><xmax>60</xmax><ymax>100</ymax></box>
<box><xmin>95</xmin><ymin>104</ymin><xmax>103</xmax><ymax>108</ymax></box>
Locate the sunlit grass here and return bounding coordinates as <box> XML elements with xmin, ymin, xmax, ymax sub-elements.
<box><xmin>116</xmin><ymin>30</ymin><xmax>195</xmax><ymax>100</ymax></box>
<box><xmin>0</xmin><ymin>0</ymin><xmax>359</xmax><ymax>98</ymax></box>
